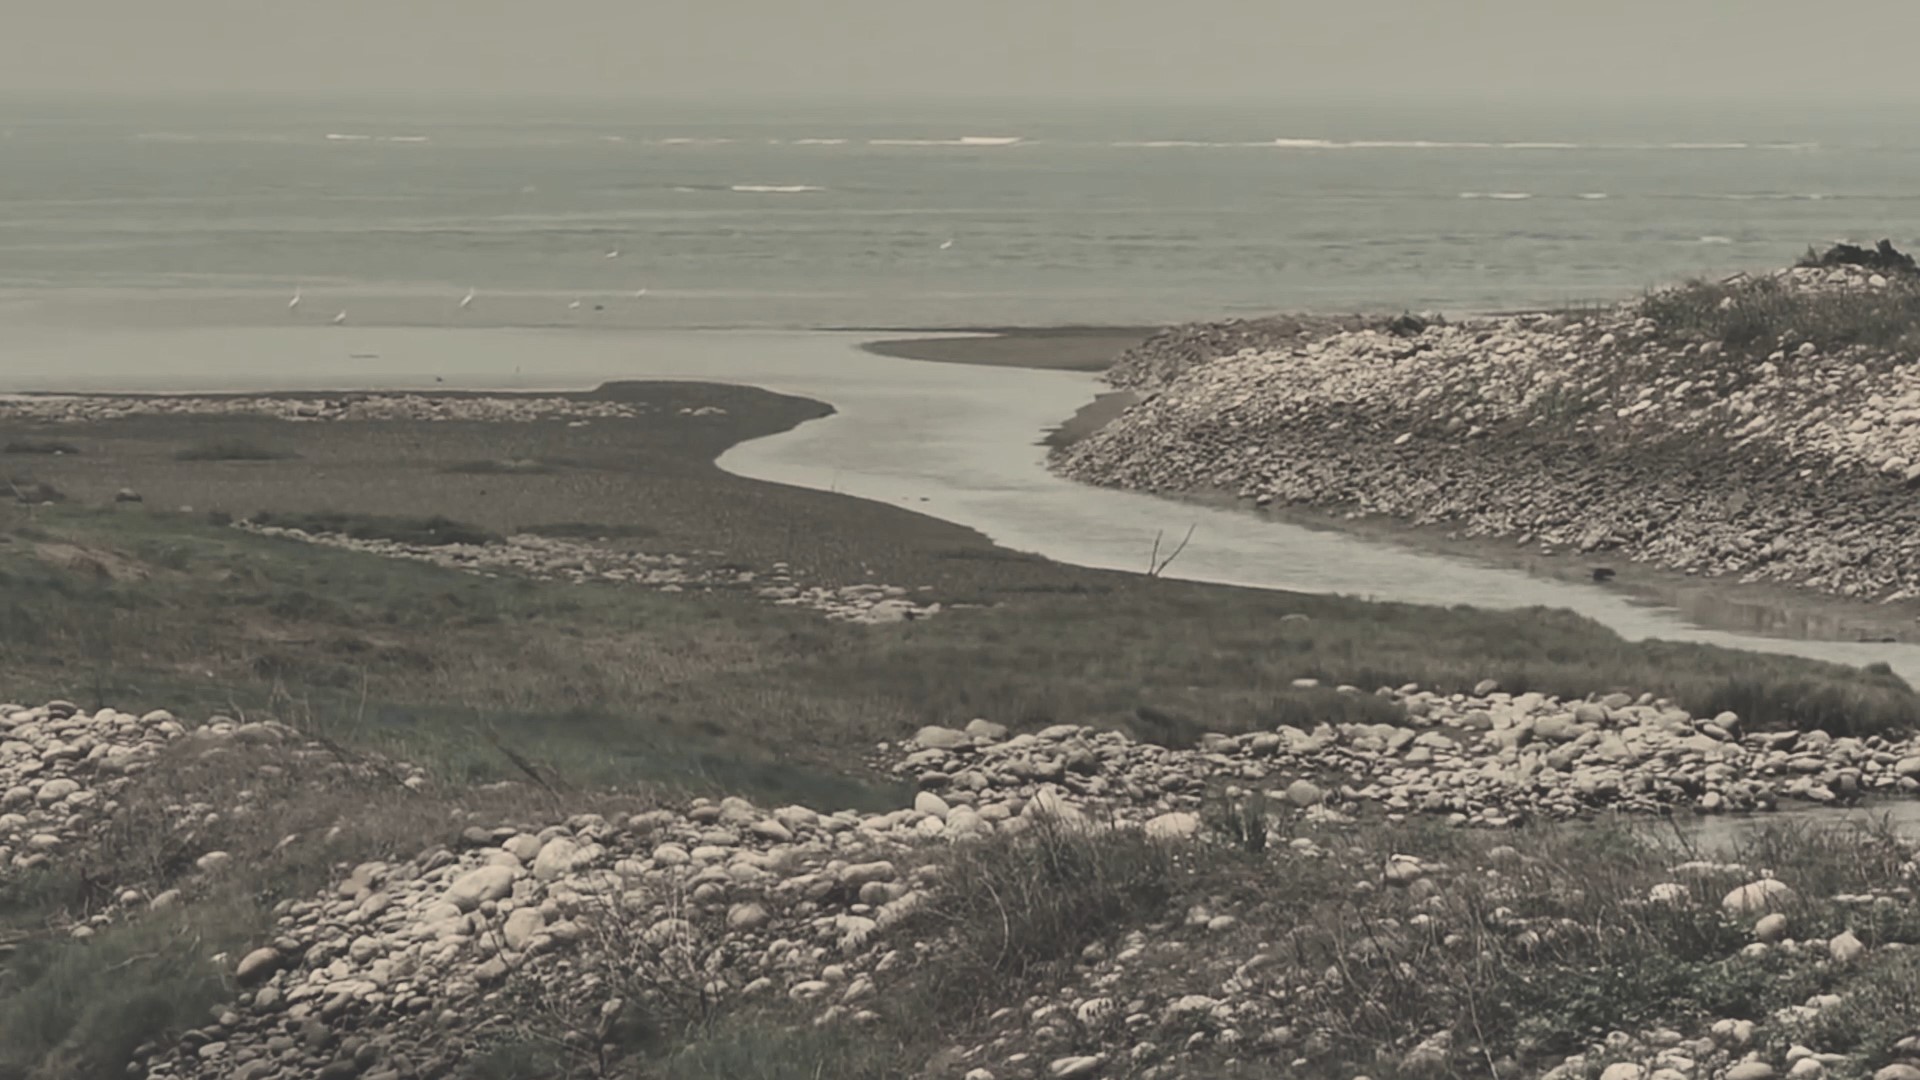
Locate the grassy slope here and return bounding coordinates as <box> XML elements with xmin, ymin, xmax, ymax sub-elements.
<box><xmin>2</xmin><ymin>380</ymin><xmax>1915</xmax><ymax>813</ymax></box>
<box><xmin>5</xmin><ymin>379</ymin><xmax>1920</xmax><ymax>1079</ymax></box>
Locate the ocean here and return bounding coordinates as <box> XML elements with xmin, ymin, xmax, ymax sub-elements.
<box><xmin>2</xmin><ymin>94</ymin><xmax>1918</xmax><ymax>330</ymax></box>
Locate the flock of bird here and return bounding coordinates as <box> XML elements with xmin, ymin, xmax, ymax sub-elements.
<box><xmin>291</xmin><ymin>238</ymin><xmax>955</xmax><ymax>325</ymax></box>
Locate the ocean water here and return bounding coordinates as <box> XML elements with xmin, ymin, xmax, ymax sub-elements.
<box><xmin>4</xmin><ymin>94</ymin><xmax>1919</xmax><ymax>330</ymax></box>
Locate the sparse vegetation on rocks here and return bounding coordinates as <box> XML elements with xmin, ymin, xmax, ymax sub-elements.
<box><xmin>5</xmin><ymin>698</ymin><xmax>1920</xmax><ymax>1080</ymax></box>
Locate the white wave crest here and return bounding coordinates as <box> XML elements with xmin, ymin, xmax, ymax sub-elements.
<box><xmin>730</xmin><ymin>184</ymin><xmax>825</xmax><ymax>193</ymax></box>
<box><xmin>324</xmin><ymin>133</ymin><xmax>373</xmax><ymax>142</ymax></box>
<box><xmin>869</xmin><ymin>136</ymin><xmax>1023</xmax><ymax>147</ymax></box>
<box><xmin>1460</xmin><ymin>192</ymin><xmax>1533</xmax><ymax>200</ymax></box>
<box><xmin>792</xmin><ymin>138</ymin><xmax>850</xmax><ymax>145</ymax></box>
<box><xmin>1698</xmin><ymin>235</ymin><xmax>1735</xmax><ymax>244</ymax></box>
<box><xmin>1577</xmin><ymin>192</ymin><xmax>1611</xmax><ymax>199</ymax></box>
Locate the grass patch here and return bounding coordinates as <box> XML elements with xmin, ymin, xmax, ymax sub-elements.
<box><xmin>516</xmin><ymin>521</ymin><xmax>659</xmax><ymax>540</ymax></box>
<box><xmin>173</xmin><ymin>439</ymin><xmax>296</xmax><ymax>462</ymax></box>
<box><xmin>248</xmin><ymin>509</ymin><xmax>502</xmax><ymax>547</ymax></box>
<box><xmin>4</xmin><ymin>478</ymin><xmax>64</xmax><ymax>505</ymax></box>
<box><xmin>1641</xmin><ymin>274</ymin><xmax>1920</xmax><ymax>359</ymax></box>
<box><xmin>914</xmin><ymin>817</ymin><xmax>1178</xmax><ymax>989</ymax></box>
<box><xmin>2</xmin><ymin>440</ymin><xmax>80</xmax><ymax>456</ymax></box>
<box><xmin>441</xmin><ymin>458</ymin><xmax>574</xmax><ymax>475</ymax></box>
<box><xmin>0</xmin><ymin>505</ymin><xmax>1913</xmax><ymax>813</ymax></box>
<box><xmin>0</xmin><ymin>905</ymin><xmax>246</xmax><ymax>1080</ymax></box>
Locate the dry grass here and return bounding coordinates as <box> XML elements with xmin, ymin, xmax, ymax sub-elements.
<box><xmin>1641</xmin><ymin>275</ymin><xmax>1920</xmax><ymax>360</ymax></box>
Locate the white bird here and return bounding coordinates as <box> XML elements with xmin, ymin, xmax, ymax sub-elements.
<box><xmin>939</xmin><ymin>238</ymin><xmax>954</xmax><ymax>250</ymax></box>
<box><xmin>605</xmin><ymin>249</ymin><xmax>621</xmax><ymax>259</ymax></box>
<box><xmin>459</xmin><ymin>288</ymin><xmax>475</xmax><ymax>310</ymax></box>
<box><xmin>567</xmin><ymin>298</ymin><xmax>582</xmax><ymax>311</ymax></box>
<box><xmin>288</xmin><ymin>287</ymin><xmax>302</xmax><ymax>310</ymax></box>
<box><xmin>330</xmin><ymin>310</ymin><xmax>347</xmax><ymax>325</ymax></box>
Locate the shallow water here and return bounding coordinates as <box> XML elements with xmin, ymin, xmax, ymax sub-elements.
<box><xmin>7</xmin><ymin>322</ymin><xmax>1920</xmax><ymax>688</ymax></box>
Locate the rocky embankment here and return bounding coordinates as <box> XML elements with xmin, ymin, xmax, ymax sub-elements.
<box><xmin>237</xmin><ymin>523</ymin><xmax>945</xmax><ymax>624</ymax></box>
<box><xmin>1059</xmin><ymin>257</ymin><xmax>1920</xmax><ymax>603</ymax></box>
<box><xmin>9</xmin><ymin>688</ymin><xmax>1920</xmax><ymax>1079</ymax></box>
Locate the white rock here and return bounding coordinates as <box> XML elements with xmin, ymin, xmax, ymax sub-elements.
<box><xmin>1723</xmin><ymin>879</ymin><xmax>1797</xmax><ymax>916</ymax></box>
<box><xmin>446</xmin><ymin>865</ymin><xmax>517</xmax><ymax>911</ymax></box>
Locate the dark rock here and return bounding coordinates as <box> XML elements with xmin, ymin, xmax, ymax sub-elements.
<box><xmin>1800</xmin><ymin>238</ymin><xmax>1918</xmax><ymax>275</ymax></box>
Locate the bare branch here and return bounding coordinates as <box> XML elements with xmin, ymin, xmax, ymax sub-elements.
<box><xmin>1147</xmin><ymin>522</ymin><xmax>1197</xmax><ymax>578</ymax></box>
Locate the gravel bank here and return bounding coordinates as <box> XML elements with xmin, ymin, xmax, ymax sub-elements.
<box><xmin>8</xmin><ymin>694</ymin><xmax>1920</xmax><ymax>1079</ymax></box>
<box><xmin>1057</xmin><ymin>262</ymin><xmax>1920</xmax><ymax>605</ymax></box>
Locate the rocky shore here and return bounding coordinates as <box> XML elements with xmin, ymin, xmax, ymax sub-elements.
<box><xmin>9</xmin><ymin>688</ymin><xmax>1920</xmax><ymax>1079</ymax></box>
<box><xmin>1057</xmin><ymin>256</ymin><xmax>1920</xmax><ymax>605</ymax></box>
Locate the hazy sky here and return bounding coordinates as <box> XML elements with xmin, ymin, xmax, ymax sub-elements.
<box><xmin>4</xmin><ymin>0</ymin><xmax>1917</xmax><ymax>101</ymax></box>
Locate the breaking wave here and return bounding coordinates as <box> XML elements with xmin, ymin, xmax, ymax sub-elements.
<box><xmin>869</xmin><ymin>136</ymin><xmax>1024</xmax><ymax>147</ymax></box>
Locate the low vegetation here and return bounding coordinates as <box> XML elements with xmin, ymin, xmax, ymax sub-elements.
<box><xmin>442</xmin><ymin>458</ymin><xmax>576</xmax><ymax>475</ymax></box>
<box><xmin>172</xmin><ymin>439</ymin><xmax>297</xmax><ymax>462</ymax></box>
<box><xmin>4</xmin><ymin>478</ymin><xmax>64</xmax><ymax>505</ymax></box>
<box><xmin>247</xmin><ymin>509</ymin><xmax>503</xmax><ymax>547</ymax></box>
<box><xmin>1641</xmin><ymin>274</ymin><xmax>1920</xmax><ymax>360</ymax></box>
<box><xmin>517</xmin><ymin>521</ymin><xmax>659</xmax><ymax>540</ymax></box>
<box><xmin>1</xmin><ymin>506</ymin><xmax>1914</xmax><ymax>808</ymax></box>
<box><xmin>470</xmin><ymin>814</ymin><xmax>1920</xmax><ymax>1080</ymax></box>
<box><xmin>2</xmin><ymin>440</ymin><xmax>80</xmax><ymax>456</ymax></box>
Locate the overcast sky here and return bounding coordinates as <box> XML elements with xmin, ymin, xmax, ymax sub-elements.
<box><xmin>4</xmin><ymin>0</ymin><xmax>1916</xmax><ymax>101</ymax></box>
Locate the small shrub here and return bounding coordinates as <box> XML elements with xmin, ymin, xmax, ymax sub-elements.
<box><xmin>914</xmin><ymin>817</ymin><xmax>1176</xmax><ymax>989</ymax></box>
<box><xmin>3</xmin><ymin>440</ymin><xmax>80</xmax><ymax>456</ymax></box>
<box><xmin>173</xmin><ymin>440</ymin><xmax>295</xmax><ymax>462</ymax></box>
